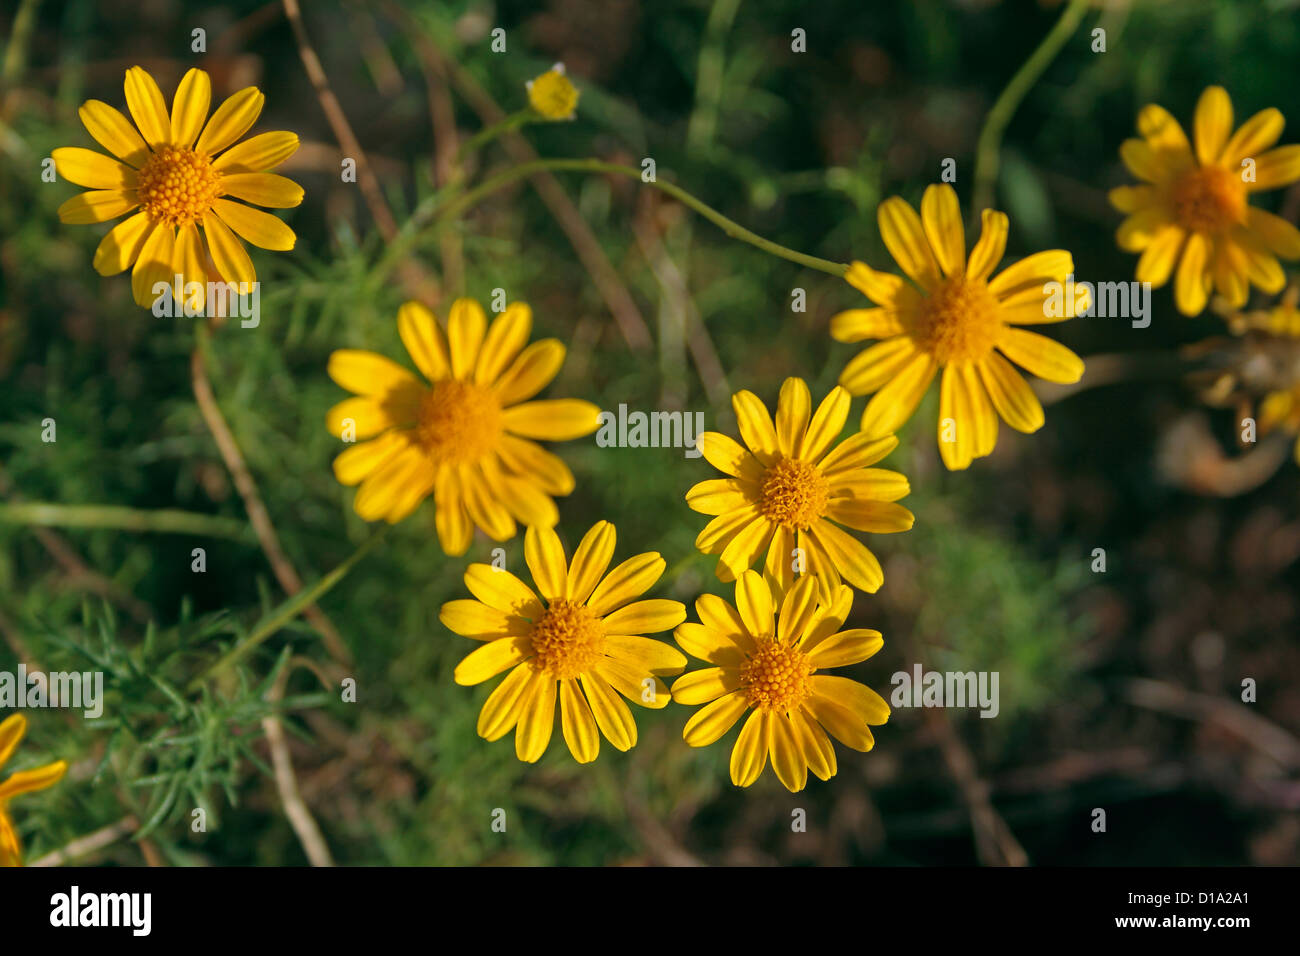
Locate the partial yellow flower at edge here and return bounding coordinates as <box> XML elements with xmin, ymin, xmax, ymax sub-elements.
<box><xmin>1258</xmin><ymin>385</ymin><xmax>1300</xmax><ymax>465</ymax></box>
<box><xmin>830</xmin><ymin>182</ymin><xmax>1086</xmax><ymax>471</ymax></box>
<box><xmin>52</xmin><ymin>65</ymin><xmax>303</xmax><ymax>310</ymax></box>
<box><xmin>671</xmin><ymin>571</ymin><xmax>889</xmax><ymax>793</ymax></box>
<box><xmin>0</xmin><ymin>714</ymin><xmax>69</xmax><ymax>867</ymax></box>
<box><xmin>687</xmin><ymin>377</ymin><xmax>914</xmax><ymax>602</ymax></box>
<box><xmin>443</xmin><ymin>522</ymin><xmax>687</xmax><ymax>763</ymax></box>
<box><xmin>527</xmin><ymin>63</ymin><xmax>579</xmax><ymax>121</ymax></box>
<box><xmin>326</xmin><ymin>297</ymin><xmax>601</xmax><ymax>552</ymax></box>
<box><xmin>1110</xmin><ymin>86</ymin><xmax>1300</xmax><ymax>316</ymax></box>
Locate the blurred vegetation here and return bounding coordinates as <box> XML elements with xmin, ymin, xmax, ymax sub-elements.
<box><xmin>1</xmin><ymin>0</ymin><xmax>1298</xmax><ymax>866</ymax></box>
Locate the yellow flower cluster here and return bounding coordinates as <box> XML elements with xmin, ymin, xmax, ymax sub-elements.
<box><xmin>44</xmin><ymin>59</ymin><xmax>1300</xmax><ymax>815</ymax></box>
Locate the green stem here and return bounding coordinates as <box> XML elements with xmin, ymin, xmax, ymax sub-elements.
<box><xmin>189</xmin><ymin>528</ymin><xmax>386</xmax><ymax>690</ymax></box>
<box><xmin>971</xmin><ymin>0</ymin><xmax>1090</xmax><ymax>216</ymax></box>
<box><xmin>454</xmin><ymin>109</ymin><xmax>533</xmax><ymax>165</ymax></box>
<box><xmin>0</xmin><ymin>502</ymin><xmax>254</xmax><ymax>542</ymax></box>
<box><xmin>377</xmin><ymin>158</ymin><xmax>847</xmax><ymax>280</ymax></box>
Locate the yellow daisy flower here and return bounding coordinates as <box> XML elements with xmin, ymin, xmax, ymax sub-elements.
<box><xmin>53</xmin><ymin>66</ymin><xmax>303</xmax><ymax>309</ymax></box>
<box><xmin>671</xmin><ymin>571</ymin><xmax>889</xmax><ymax>793</ymax></box>
<box><xmin>0</xmin><ymin>714</ymin><xmax>68</xmax><ymax>867</ymax></box>
<box><xmin>830</xmin><ymin>183</ymin><xmax>1086</xmax><ymax>470</ymax></box>
<box><xmin>526</xmin><ymin>63</ymin><xmax>579</xmax><ymax>121</ymax></box>
<box><xmin>1110</xmin><ymin>86</ymin><xmax>1300</xmax><ymax>315</ymax></box>
<box><xmin>687</xmin><ymin>377</ymin><xmax>913</xmax><ymax>601</ymax></box>
<box><xmin>327</xmin><ymin>297</ymin><xmax>601</xmax><ymax>549</ymax></box>
<box><xmin>444</xmin><ymin>522</ymin><xmax>687</xmax><ymax>763</ymax></box>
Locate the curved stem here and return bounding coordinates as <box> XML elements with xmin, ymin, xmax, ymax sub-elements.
<box><xmin>0</xmin><ymin>502</ymin><xmax>254</xmax><ymax>541</ymax></box>
<box><xmin>972</xmin><ymin>0</ymin><xmax>1090</xmax><ymax>215</ymax></box>
<box><xmin>454</xmin><ymin>109</ymin><xmax>532</xmax><ymax>165</ymax></box>
<box><xmin>190</xmin><ymin>527</ymin><xmax>386</xmax><ymax>691</ymax></box>
<box><xmin>378</xmin><ymin>158</ymin><xmax>848</xmax><ymax>281</ymax></box>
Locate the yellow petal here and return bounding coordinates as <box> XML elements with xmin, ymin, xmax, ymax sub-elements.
<box><xmin>735</xmin><ymin>569</ymin><xmax>774</xmax><ymax>639</ymax></box>
<box><xmin>808</xmin><ymin>520</ymin><xmax>884</xmax><ymax>593</ymax></box>
<box><xmin>212</xmin><ymin>198</ymin><xmax>295</xmax><ymax>251</ymax></box>
<box><xmin>695</xmin><ymin>431</ymin><xmax>764</xmax><ymax>481</ymax></box>
<box><xmin>1220</xmin><ymin>108</ymin><xmax>1284</xmax><ymax>165</ymax></box>
<box><xmin>78</xmin><ymin>100</ymin><xmax>149</xmax><ymax>167</ymax></box>
<box><xmin>1135</xmin><ymin>226</ymin><xmax>1186</xmax><ymax>287</ymax></box>
<box><xmin>52</xmin><ymin>147</ymin><xmax>134</xmax><ymax>189</ymax></box>
<box><xmin>212</xmin><ymin>130</ymin><xmax>300</xmax><ymax>173</ymax></box>
<box><xmin>774</xmin><ymin>377</ymin><xmax>811</xmax><ymax>458</ymax></box>
<box><xmin>559</xmin><ymin>679</ymin><xmax>600</xmax><ymax>763</ymax></box>
<box><xmin>732</xmin><ymin>389</ymin><xmax>780</xmax><ymax>463</ymax></box>
<box><xmin>524</xmin><ymin>524</ymin><xmax>568</xmax><ymax>601</ymax></box>
<box><xmin>858</xmin><ymin>351</ymin><xmax>938</xmax><ymax>438</ymax></box>
<box><xmin>328</xmin><ymin>349</ymin><xmax>419</xmax><ymax>396</ymax></box>
<box><xmin>817</xmin><ymin>432</ymin><xmax>899</xmax><ymax>474</ymax></box>
<box><xmin>130</xmin><ymin>221</ymin><xmax>173</xmax><ymax>309</ymax></box>
<box><xmin>493</xmin><ymin>339</ymin><xmax>565</xmax><ymax>405</ymax></box>
<box><xmin>566</xmin><ymin>521</ymin><xmax>615</xmax><ymax>604</ymax></box>
<box><xmin>453</xmin><ymin>635</ymin><xmax>533</xmax><ymax>685</ymax></box>
<box><xmin>807</xmin><ymin>629</ymin><xmax>884</xmax><ymax>668</ymax></box>
<box><xmin>998</xmin><ymin>327</ymin><xmax>1084</xmax><ymax>383</ymax></box>
<box><xmin>716</xmin><ymin>515</ymin><xmax>774</xmax><ymax>583</ymax></box>
<box><xmin>170</xmin><ymin>67</ymin><xmax>211</xmax><ymax>148</ymax></box>
<box><xmin>196</xmin><ymin>87</ymin><xmax>265</xmax><ymax>156</ymax></box>
<box><xmin>0</xmin><ymin>760</ymin><xmax>67</xmax><ymax>800</ymax></box>
<box><xmin>672</xmin><ymin>666</ymin><xmax>741</xmax><ymax>706</ymax></box>
<box><xmin>682</xmin><ymin>691</ymin><xmax>749</xmax><ymax>747</ymax></box>
<box><xmin>1173</xmin><ymin>231</ymin><xmax>1212</xmax><ymax>316</ymax></box>
<box><xmin>600</xmin><ymin>600</ymin><xmax>686</xmax><ymax>635</ymax></box>
<box><xmin>844</xmin><ymin>260</ymin><xmax>913</xmax><ymax>308</ymax></box>
<box><xmin>1250</xmin><ymin>145</ymin><xmax>1300</xmax><ymax>192</ymax></box>
<box><xmin>202</xmin><ymin>209</ymin><xmax>256</xmax><ymax>287</ymax></box>
<box><xmin>464</xmin><ymin>563</ymin><xmax>544</xmax><ymax>619</ymax></box>
<box><xmin>587</xmin><ymin>553</ymin><xmax>665</xmax><ymax>617</ymax></box>
<box><xmin>218</xmin><ymin>172</ymin><xmax>304</xmax><ymax>208</ymax></box>
<box><xmin>977</xmin><ymin>352</ymin><xmax>1044</xmax><ymax>434</ymax></box>
<box><xmin>397</xmin><ymin>300</ymin><xmax>451</xmax><ymax>381</ymax></box>
<box><xmin>729</xmin><ymin>710</ymin><xmax>770</xmax><ymax>787</ymax></box>
<box><xmin>803</xmin><ymin>697</ymin><xmax>874</xmax><ymax>751</ymax></box>
<box><xmin>920</xmin><ymin>183</ymin><xmax>965</xmax><ymax>277</ymax></box>
<box><xmin>332</xmin><ymin>431</ymin><xmax>408</xmax><ymax>482</ymax></box>
<box><xmin>1108</xmin><ymin>184</ymin><xmax>1157</xmax><ymax>214</ymax></box>
<box><xmin>838</xmin><ymin>337</ymin><xmax>917</xmax><ymax>395</ymax></box>
<box><xmin>988</xmin><ymin>250</ymin><xmax>1074</xmax><ymax>296</ymax></box>
<box><xmin>1119</xmin><ymin>138</ymin><xmax>1162</xmax><ymax>183</ymax></box>
<box><xmin>0</xmin><ymin>714</ymin><xmax>27</xmax><ymax>767</ymax></box>
<box><xmin>825</xmin><ymin>499</ymin><xmax>914</xmax><ymax>534</ymax></box>
<box><xmin>604</xmin><ymin>634</ymin><xmax>688</xmax><ymax>675</ymax></box>
<box><xmin>123</xmin><ymin>66</ymin><xmax>171</xmax><ymax>149</ymax></box>
<box><xmin>798</xmin><ymin>386</ymin><xmax>851</xmax><ymax>462</ymax></box>
<box><xmin>514</xmin><ymin>673</ymin><xmax>557</xmax><ymax>762</ymax></box>
<box><xmin>174</xmin><ymin>221</ymin><xmax>208</xmax><ymax>313</ymax></box>
<box><xmin>1137</xmin><ymin>103</ymin><xmax>1192</xmax><ymax>158</ymax></box>
<box><xmin>502</xmin><ymin>399</ymin><xmax>601</xmax><ymax>440</ymax></box>
<box><xmin>829</xmin><ymin>307</ymin><xmax>905</xmax><ymax>343</ymax></box>
<box><xmin>878</xmin><ymin>195</ymin><xmax>941</xmax><ymax>290</ymax></box>
<box><xmin>1193</xmin><ymin>85</ymin><xmax>1233</xmax><ymax>167</ymax></box>
<box><xmin>1246</xmin><ymin>206</ymin><xmax>1300</xmax><ymax>259</ymax></box>
<box><xmin>810</xmin><ymin>674</ymin><xmax>890</xmax><ymax>724</ymax></box>
<box><xmin>476</xmin><ymin>302</ymin><xmax>532</xmax><ymax>385</ymax></box>
<box><xmin>446</xmin><ymin>297</ymin><xmax>487</xmax><ymax>379</ymax></box>
<box><xmin>57</xmin><ymin>189</ymin><xmax>137</xmax><ymax>224</ymax></box>
<box><xmin>769</xmin><ymin>712</ymin><xmax>807</xmax><ymax>792</ymax></box>
<box><xmin>674</xmin><ymin>623</ymin><xmax>747</xmax><ymax>667</ymax></box>
<box><xmin>581</xmin><ymin>673</ymin><xmax>637</xmax><ymax>750</ymax></box>
<box><xmin>476</xmin><ymin>663</ymin><xmax>534</xmax><ymax>740</ymax></box>
<box><xmin>92</xmin><ymin>211</ymin><xmax>152</xmax><ymax>275</ymax></box>
<box><xmin>966</xmin><ymin>209</ymin><xmax>1008</xmax><ymax>281</ymax></box>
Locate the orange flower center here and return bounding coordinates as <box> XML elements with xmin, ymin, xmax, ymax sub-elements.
<box><xmin>759</xmin><ymin>456</ymin><xmax>829</xmax><ymax>530</ymax></box>
<box><xmin>1170</xmin><ymin>164</ymin><xmax>1245</xmax><ymax>235</ymax></box>
<box><xmin>530</xmin><ymin>599</ymin><xmax>605</xmax><ymax>680</ymax></box>
<box><xmin>415</xmin><ymin>379</ymin><xmax>502</xmax><ymax>465</ymax></box>
<box><xmin>136</xmin><ymin>146</ymin><xmax>221</xmax><ymax>226</ymax></box>
<box><xmin>912</xmin><ymin>275</ymin><xmax>1003</xmax><ymax>364</ymax></box>
<box><xmin>741</xmin><ymin>639</ymin><xmax>813</xmax><ymax>711</ymax></box>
